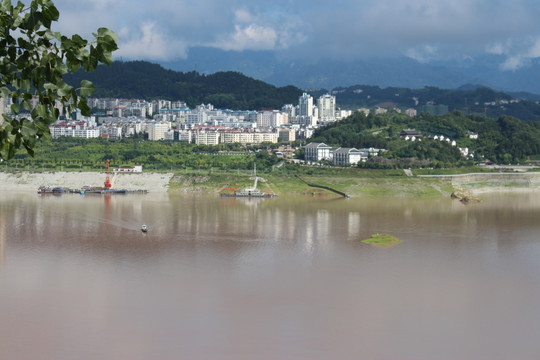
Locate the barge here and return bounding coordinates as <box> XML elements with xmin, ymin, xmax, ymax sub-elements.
<box><xmin>220</xmin><ymin>164</ymin><xmax>277</xmax><ymax>198</ymax></box>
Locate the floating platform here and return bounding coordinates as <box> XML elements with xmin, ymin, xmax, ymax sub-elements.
<box><xmin>220</xmin><ymin>192</ymin><xmax>277</xmax><ymax>198</ymax></box>
<box><xmin>81</xmin><ymin>188</ymin><xmax>149</xmax><ymax>195</ymax></box>
<box><xmin>38</xmin><ymin>186</ymin><xmax>148</xmax><ymax>195</ymax></box>
<box><xmin>38</xmin><ymin>186</ymin><xmax>70</xmax><ymax>194</ymax></box>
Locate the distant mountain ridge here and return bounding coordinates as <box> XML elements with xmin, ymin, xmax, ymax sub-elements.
<box><xmin>65</xmin><ymin>60</ymin><xmax>540</xmax><ymax>121</ymax></box>
<box><xmin>159</xmin><ymin>47</ymin><xmax>540</xmax><ymax>95</ymax></box>
<box><xmin>64</xmin><ymin>61</ymin><xmax>303</xmax><ymax>110</ymax></box>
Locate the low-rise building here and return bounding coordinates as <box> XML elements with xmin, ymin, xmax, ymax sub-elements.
<box><xmin>400</xmin><ymin>129</ymin><xmax>422</xmax><ymax>140</ymax></box>
<box><xmin>278</xmin><ymin>128</ymin><xmax>296</xmax><ymax>142</ymax></box>
<box><xmin>333</xmin><ymin>147</ymin><xmax>368</xmax><ymax>166</ymax></box>
<box><xmin>147</xmin><ymin>121</ymin><xmax>170</xmax><ymax>141</ymax></box>
<box><xmin>194</xmin><ymin>131</ymin><xmax>220</xmax><ymax>145</ymax></box>
<box><xmin>114</xmin><ymin>165</ymin><xmax>143</xmax><ymax>173</ymax></box>
<box><xmin>304</xmin><ymin>142</ymin><xmax>332</xmax><ymax>162</ymax></box>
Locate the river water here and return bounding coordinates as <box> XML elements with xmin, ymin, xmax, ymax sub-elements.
<box><xmin>1</xmin><ymin>191</ymin><xmax>540</xmax><ymax>360</ymax></box>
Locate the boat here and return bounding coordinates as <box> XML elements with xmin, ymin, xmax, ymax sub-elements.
<box><xmin>220</xmin><ymin>164</ymin><xmax>277</xmax><ymax>198</ymax></box>
<box><xmin>81</xmin><ymin>188</ymin><xmax>127</xmax><ymax>195</ymax></box>
<box><xmin>232</xmin><ymin>186</ymin><xmax>277</xmax><ymax>198</ymax></box>
<box><xmin>37</xmin><ymin>186</ymin><xmax>69</xmax><ymax>194</ymax></box>
<box><xmin>141</xmin><ymin>224</ymin><xmax>148</xmax><ymax>233</ymax></box>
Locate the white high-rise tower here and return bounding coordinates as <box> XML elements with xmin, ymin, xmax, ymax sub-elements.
<box><xmin>318</xmin><ymin>94</ymin><xmax>336</xmax><ymax>122</ymax></box>
<box><xmin>298</xmin><ymin>93</ymin><xmax>313</xmax><ymax>117</ymax></box>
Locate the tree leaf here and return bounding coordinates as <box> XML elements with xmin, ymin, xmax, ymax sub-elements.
<box><xmin>20</xmin><ymin>118</ymin><xmax>38</xmax><ymax>139</ymax></box>
<box><xmin>79</xmin><ymin>80</ymin><xmax>94</xmax><ymax>97</ymax></box>
<box><xmin>78</xmin><ymin>98</ymin><xmax>91</xmax><ymax>116</ymax></box>
<box><xmin>0</xmin><ymin>2</ymin><xmax>116</xmax><ymax>159</ymax></box>
<box><xmin>41</xmin><ymin>1</ymin><xmax>59</xmax><ymax>22</ymax></box>
<box><xmin>57</xmin><ymin>81</ymin><xmax>73</xmax><ymax>97</ymax></box>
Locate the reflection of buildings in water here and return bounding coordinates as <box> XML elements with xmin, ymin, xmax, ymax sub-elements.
<box><xmin>304</xmin><ymin>216</ymin><xmax>315</xmax><ymax>253</ymax></box>
<box><xmin>347</xmin><ymin>212</ymin><xmax>361</xmax><ymax>239</ymax></box>
<box><xmin>0</xmin><ymin>220</ymin><xmax>4</xmax><ymax>268</ymax></box>
<box><xmin>316</xmin><ymin>209</ymin><xmax>330</xmax><ymax>242</ymax></box>
<box><xmin>287</xmin><ymin>210</ymin><xmax>296</xmax><ymax>240</ymax></box>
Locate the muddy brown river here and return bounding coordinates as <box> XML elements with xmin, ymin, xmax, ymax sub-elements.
<box><xmin>1</xmin><ymin>191</ymin><xmax>540</xmax><ymax>359</ymax></box>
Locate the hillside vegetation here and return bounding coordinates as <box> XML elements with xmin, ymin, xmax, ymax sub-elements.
<box><xmin>312</xmin><ymin>85</ymin><xmax>540</xmax><ymax>121</ymax></box>
<box><xmin>310</xmin><ymin>111</ymin><xmax>540</xmax><ymax>165</ymax></box>
<box><xmin>6</xmin><ymin>110</ymin><xmax>540</xmax><ymax>170</ymax></box>
<box><xmin>64</xmin><ymin>61</ymin><xmax>540</xmax><ymax>121</ymax></box>
<box><xmin>64</xmin><ymin>61</ymin><xmax>303</xmax><ymax>110</ymax></box>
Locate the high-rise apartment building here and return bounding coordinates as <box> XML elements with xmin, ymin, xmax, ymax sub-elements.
<box><xmin>318</xmin><ymin>94</ymin><xmax>336</xmax><ymax>122</ymax></box>
<box><xmin>147</xmin><ymin>122</ymin><xmax>170</xmax><ymax>141</ymax></box>
<box><xmin>298</xmin><ymin>93</ymin><xmax>313</xmax><ymax>117</ymax></box>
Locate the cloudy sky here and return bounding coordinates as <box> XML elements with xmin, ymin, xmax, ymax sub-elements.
<box><xmin>51</xmin><ymin>0</ymin><xmax>540</xmax><ymax>71</ymax></box>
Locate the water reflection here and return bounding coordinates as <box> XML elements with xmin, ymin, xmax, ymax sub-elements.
<box><xmin>0</xmin><ymin>218</ymin><xmax>4</xmax><ymax>268</ymax></box>
<box><xmin>2</xmin><ymin>191</ymin><xmax>540</xmax><ymax>359</ymax></box>
<box><xmin>3</xmin><ymin>191</ymin><xmax>540</xmax><ymax>252</ymax></box>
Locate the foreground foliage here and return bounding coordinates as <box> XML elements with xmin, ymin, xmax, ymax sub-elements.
<box><xmin>0</xmin><ymin>0</ymin><xmax>117</xmax><ymax>160</ymax></box>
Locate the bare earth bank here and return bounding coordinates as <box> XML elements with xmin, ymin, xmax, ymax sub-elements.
<box><xmin>2</xmin><ymin>171</ymin><xmax>540</xmax><ymax>196</ymax></box>
<box><xmin>0</xmin><ymin>171</ymin><xmax>174</xmax><ymax>192</ymax></box>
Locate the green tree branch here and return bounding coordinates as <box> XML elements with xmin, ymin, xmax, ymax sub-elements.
<box><xmin>0</xmin><ymin>0</ymin><xmax>117</xmax><ymax>159</ymax></box>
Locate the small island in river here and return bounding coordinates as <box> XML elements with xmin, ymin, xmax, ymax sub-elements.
<box><xmin>361</xmin><ymin>233</ymin><xmax>403</xmax><ymax>248</ymax></box>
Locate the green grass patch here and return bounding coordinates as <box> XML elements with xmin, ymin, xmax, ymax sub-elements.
<box><xmin>412</xmin><ymin>166</ymin><xmax>498</xmax><ymax>176</ymax></box>
<box><xmin>165</xmin><ymin>171</ymin><xmax>455</xmax><ymax>197</ymax></box>
<box><xmin>361</xmin><ymin>233</ymin><xmax>403</xmax><ymax>248</ymax></box>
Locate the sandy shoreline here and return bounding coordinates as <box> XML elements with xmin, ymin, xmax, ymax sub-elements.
<box><xmin>2</xmin><ymin>170</ymin><xmax>540</xmax><ymax>196</ymax></box>
<box><xmin>0</xmin><ymin>171</ymin><xmax>174</xmax><ymax>192</ymax></box>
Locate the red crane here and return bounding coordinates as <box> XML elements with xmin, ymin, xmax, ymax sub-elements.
<box><xmin>104</xmin><ymin>160</ymin><xmax>112</xmax><ymax>189</ymax></box>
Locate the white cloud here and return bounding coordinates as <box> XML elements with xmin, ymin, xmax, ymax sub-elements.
<box><xmin>405</xmin><ymin>45</ymin><xmax>438</xmax><ymax>63</ymax></box>
<box><xmin>500</xmin><ymin>56</ymin><xmax>527</xmax><ymax>71</ymax></box>
<box><xmin>214</xmin><ymin>24</ymin><xmax>278</xmax><ymax>51</ymax></box>
<box><xmin>485</xmin><ymin>43</ymin><xmax>507</xmax><ymax>56</ymax></box>
<box><xmin>207</xmin><ymin>7</ymin><xmax>306</xmax><ymax>51</ymax></box>
<box><xmin>117</xmin><ymin>22</ymin><xmax>188</xmax><ymax>61</ymax></box>
<box><xmin>526</xmin><ymin>37</ymin><xmax>540</xmax><ymax>58</ymax></box>
<box><xmin>234</xmin><ymin>8</ymin><xmax>255</xmax><ymax>23</ymax></box>
<box><xmin>50</xmin><ymin>0</ymin><xmax>540</xmax><ymax>64</ymax></box>
<box><xmin>495</xmin><ymin>36</ymin><xmax>540</xmax><ymax>71</ymax></box>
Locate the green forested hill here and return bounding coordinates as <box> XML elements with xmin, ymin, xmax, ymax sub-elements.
<box><xmin>65</xmin><ymin>60</ymin><xmax>540</xmax><ymax>122</ymax></box>
<box><xmin>11</xmin><ymin>111</ymin><xmax>540</xmax><ymax>168</ymax></box>
<box><xmin>310</xmin><ymin>111</ymin><xmax>540</xmax><ymax>165</ymax></box>
<box><xmin>64</xmin><ymin>61</ymin><xmax>303</xmax><ymax>110</ymax></box>
<box><xmin>312</xmin><ymin>85</ymin><xmax>540</xmax><ymax>121</ymax></box>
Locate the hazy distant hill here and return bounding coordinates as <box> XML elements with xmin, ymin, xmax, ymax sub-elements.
<box><xmin>64</xmin><ymin>60</ymin><xmax>540</xmax><ymax>121</ymax></box>
<box><xmin>320</xmin><ymin>84</ymin><xmax>540</xmax><ymax>121</ymax></box>
<box><xmin>160</xmin><ymin>47</ymin><xmax>540</xmax><ymax>95</ymax></box>
<box><xmin>64</xmin><ymin>61</ymin><xmax>303</xmax><ymax>110</ymax></box>
<box><xmin>160</xmin><ymin>47</ymin><xmax>469</xmax><ymax>90</ymax></box>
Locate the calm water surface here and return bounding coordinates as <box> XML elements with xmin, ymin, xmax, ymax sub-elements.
<box><xmin>1</xmin><ymin>191</ymin><xmax>540</xmax><ymax>360</ymax></box>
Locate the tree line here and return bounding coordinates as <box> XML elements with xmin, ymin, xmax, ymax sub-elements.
<box><xmin>64</xmin><ymin>61</ymin><xmax>303</xmax><ymax>110</ymax></box>
<box><xmin>310</xmin><ymin>111</ymin><xmax>540</xmax><ymax>166</ymax></box>
<box><xmin>8</xmin><ymin>110</ymin><xmax>540</xmax><ymax>171</ymax></box>
<box><xmin>8</xmin><ymin>137</ymin><xmax>281</xmax><ymax>172</ymax></box>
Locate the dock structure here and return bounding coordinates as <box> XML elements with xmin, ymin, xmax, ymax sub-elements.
<box><xmin>295</xmin><ymin>175</ymin><xmax>349</xmax><ymax>198</ymax></box>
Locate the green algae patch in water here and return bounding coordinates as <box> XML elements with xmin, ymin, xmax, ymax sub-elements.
<box><xmin>361</xmin><ymin>233</ymin><xmax>403</xmax><ymax>248</ymax></box>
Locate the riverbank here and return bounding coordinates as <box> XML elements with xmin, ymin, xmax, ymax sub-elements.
<box><xmin>2</xmin><ymin>170</ymin><xmax>539</xmax><ymax>196</ymax></box>
<box><xmin>420</xmin><ymin>172</ymin><xmax>540</xmax><ymax>196</ymax></box>
<box><xmin>0</xmin><ymin>171</ymin><xmax>173</xmax><ymax>192</ymax></box>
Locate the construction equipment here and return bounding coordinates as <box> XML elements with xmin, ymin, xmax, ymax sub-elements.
<box><xmin>104</xmin><ymin>160</ymin><xmax>112</xmax><ymax>189</ymax></box>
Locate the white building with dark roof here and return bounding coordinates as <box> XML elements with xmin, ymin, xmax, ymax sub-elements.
<box><xmin>304</xmin><ymin>142</ymin><xmax>332</xmax><ymax>162</ymax></box>
<box><xmin>332</xmin><ymin>147</ymin><xmax>368</xmax><ymax>166</ymax></box>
